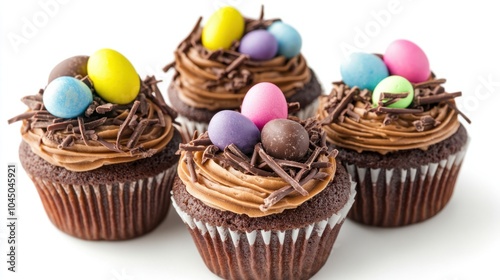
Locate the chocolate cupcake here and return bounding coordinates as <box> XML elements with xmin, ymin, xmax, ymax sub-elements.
<box><xmin>8</xmin><ymin>49</ymin><xmax>182</xmax><ymax>240</ymax></box>
<box><xmin>164</xmin><ymin>6</ymin><xmax>322</xmax><ymax>140</ymax></box>
<box><xmin>318</xmin><ymin>40</ymin><xmax>470</xmax><ymax>227</ymax></box>
<box><xmin>171</xmin><ymin>82</ymin><xmax>355</xmax><ymax>279</ymax></box>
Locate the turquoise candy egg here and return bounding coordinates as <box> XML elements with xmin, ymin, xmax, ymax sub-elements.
<box><xmin>43</xmin><ymin>76</ymin><xmax>93</xmax><ymax>119</ymax></box>
<box><xmin>267</xmin><ymin>21</ymin><xmax>302</xmax><ymax>59</ymax></box>
<box><xmin>340</xmin><ymin>53</ymin><xmax>389</xmax><ymax>91</ymax></box>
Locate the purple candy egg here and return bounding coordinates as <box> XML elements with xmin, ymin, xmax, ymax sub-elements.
<box><xmin>208</xmin><ymin>110</ymin><xmax>260</xmax><ymax>154</ymax></box>
<box><xmin>238</xmin><ymin>30</ymin><xmax>278</xmax><ymax>61</ymax></box>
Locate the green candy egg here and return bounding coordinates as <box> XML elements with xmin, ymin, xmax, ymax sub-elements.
<box><xmin>372</xmin><ymin>75</ymin><xmax>414</xmax><ymax>108</ymax></box>
<box><xmin>87</xmin><ymin>48</ymin><xmax>140</xmax><ymax>105</ymax></box>
<box><xmin>202</xmin><ymin>6</ymin><xmax>245</xmax><ymax>51</ymax></box>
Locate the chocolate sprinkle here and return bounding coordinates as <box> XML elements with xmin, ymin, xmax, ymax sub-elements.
<box><xmin>375</xmin><ymin>107</ymin><xmax>424</xmax><ymax>114</ymax></box>
<box><xmin>95</xmin><ymin>103</ymin><xmax>114</xmax><ymax>114</ymax></box>
<box><xmin>321</xmin><ymin>86</ymin><xmax>358</xmax><ymax>124</ymax></box>
<box><xmin>58</xmin><ymin>135</ymin><xmax>75</xmax><ymax>149</ymax></box>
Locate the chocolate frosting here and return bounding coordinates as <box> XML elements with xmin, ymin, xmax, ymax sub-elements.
<box><xmin>177</xmin><ymin>118</ymin><xmax>338</xmax><ymax>217</ymax></box>
<box><xmin>9</xmin><ymin>76</ymin><xmax>178</xmax><ymax>172</ymax></box>
<box><xmin>319</xmin><ymin>79</ymin><xmax>469</xmax><ymax>155</ymax></box>
<box><xmin>164</xmin><ymin>12</ymin><xmax>312</xmax><ymax>111</ymax></box>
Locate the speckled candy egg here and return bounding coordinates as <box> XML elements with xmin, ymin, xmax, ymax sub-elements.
<box><xmin>383</xmin><ymin>39</ymin><xmax>430</xmax><ymax>83</ymax></box>
<box><xmin>238</xmin><ymin>29</ymin><xmax>278</xmax><ymax>61</ymax></box>
<box><xmin>43</xmin><ymin>76</ymin><xmax>93</xmax><ymax>119</ymax></box>
<box><xmin>340</xmin><ymin>53</ymin><xmax>389</xmax><ymax>91</ymax></box>
<box><xmin>372</xmin><ymin>75</ymin><xmax>414</xmax><ymax>108</ymax></box>
<box><xmin>48</xmin><ymin>55</ymin><xmax>89</xmax><ymax>83</ymax></box>
<box><xmin>208</xmin><ymin>110</ymin><xmax>260</xmax><ymax>154</ymax></box>
<box><xmin>202</xmin><ymin>6</ymin><xmax>245</xmax><ymax>51</ymax></box>
<box><xmin>87</xmin><ymin>48</ymin><xmax>140</xmax><ymax>105</ymax></box>
<box><xmin>267</xmin><ymin>21</ymin><xmax>302</xmax><ymax>59</ymax></box>
<box><xmin>261</xmin><ymin>119</ymin><xmax>309</xmax><ymax>160</ymax></box>
<box><xmin>241</xmin><ymin>82</ymin><xmax>288</xmax><ymax>130</ymax></box>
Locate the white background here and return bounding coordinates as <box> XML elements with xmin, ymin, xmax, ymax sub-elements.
<box><xmin>1</xmin><ymin>0</ymin><xmax>499</xmax><ymax>279</ymax></box>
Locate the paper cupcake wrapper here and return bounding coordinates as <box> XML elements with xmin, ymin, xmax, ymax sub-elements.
<box><xmin>175</xmin><ymin>114</ymin><xmax>209</xmax><ymax>143</ymax></box>
<box><xmin>293</xmin><ymin>98</ymin><xmax>319</xmax><ymax>121</ymax></box>
<box><xmin>30</xmin><ymin>163</ymin><xmax>177</xmax><ymax>240</ymax></box>
<box><xmin>172</xmin><ymin>180</ymin><xmax>356</xmax><ymax>280</ymax></box>
<box><xmin>346</xmin><ymin>139</ymin><xmax>469</xmax><ymax>227</ymax></box>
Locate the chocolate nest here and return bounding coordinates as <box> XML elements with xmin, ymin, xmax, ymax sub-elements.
<box><xmin>8</xmin><ymin>75</ymin><xmax>178</xmax><ymax>156</ymax></box>
<box><xmin>178</xmin><ymin>116</ymin><xmax>338</xmax><ymax>211</ymax></box>
<box><xmin>321</xmin><ymin>78</ymin><xmax>471</xmax><ymax>131</ymax></box>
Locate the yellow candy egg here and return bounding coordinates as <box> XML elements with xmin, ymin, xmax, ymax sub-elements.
<box><xmin>87</xmin><ymin>48</ymin><xmax>140</xmax><ymax>104</ymax></box>
<box><xmin>202</xmin><ymin>6</ymin><xmax>245</xmax><ymax>51</ymax></box>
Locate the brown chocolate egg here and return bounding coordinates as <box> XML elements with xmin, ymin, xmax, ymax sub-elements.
<box><xmin>261</xmin><ymin>119</ymin><xmax>309</xmax><ymax>160</ymax></box>
<box><xmin>48</xmin><ymin>55</ymin><xmax>89</xmax><ymax>83</ymax></box>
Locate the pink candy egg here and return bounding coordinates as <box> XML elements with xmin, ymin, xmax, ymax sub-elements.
<box><xmin>241</xmin><ymin>82</ymin><xmax>288</xmax><ymax>130</ymax></box>
<box><xmin>383</xmin><ymin>39</ymin><xmax>430</xmax><ymax>83</ymax></box>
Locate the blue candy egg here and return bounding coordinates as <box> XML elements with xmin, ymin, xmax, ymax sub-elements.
<box><xmin>43</xmin><ymin>76</ymin><xmax>93</xmax><ymax>119</ymax></box>
<box><xmin>267</xmin><ymin>21</ymin><xmax>302</xmax><ymax>59</ymax></box>
<box><xmin>238</xmin><ymin>29</ymin><xmax>278</xmax><ymax>61</ymax></box>
<box><xmin>340</xmin><ymin>53</ymin><xmax>389</xmax><ymax>91</ymax></box>
<box><xmin>208</xmin><ymin>110</ymin><xmax>260</xmax><ymax>154</ymax></box>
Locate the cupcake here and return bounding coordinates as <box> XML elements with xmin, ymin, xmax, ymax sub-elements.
<box><xmin>8</xmin><ymin>49</ymin><xmax>182</xmax><ymax>240</ymax></box>
<box><xmin>171</xmin><ymin>82</ymin><xmax>355</xmax><ymax>279</ymax></box>
<box><xmin>318</xmin><ymin>39</ymin><xmax>470</xmax><ymax>227</ymax></box>
<box><xmin>163</xmin><ymin>5</ymin><xmax>322</xmax><ymax>140</ymax></box>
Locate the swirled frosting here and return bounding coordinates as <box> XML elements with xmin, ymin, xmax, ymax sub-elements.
<box><xmin>177</xmin><ymin>118</ymin><xmax>338</xmax><ymax>217</ymax></box>
<box><xmin>9</xmin><ymin>76</ymin><xmax>177</xmax><ymax>172</ymax></box>
<box><xmin>165</xmin><ymin>16</ymin><xmax>312</xmax><ymax>111</ymax></box>
<box><xmin>318</xmin><ymin>79</ymin><xmax>465</xmax><ymax>154</ymax></box>
<box><xmin>178</xmin><ymin>151</ymin><xmax>334</xmax><ymax>217</ymax></box>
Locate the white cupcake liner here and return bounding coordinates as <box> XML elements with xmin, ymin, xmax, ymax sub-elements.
<box><xmin>293</xmin><ymin>98</ymin><xmax>320</xmax><ymax>121</ymax></box>
<box><xmin>31</xmin><ymin>163</ymin><xmax>177</xmax><ymax>240</ymax></box>
<box><xmin>175</xmin><ymin>114</ymin><xmax>209</xmax><ymax>142</ymax></box>
<box><xmin>172</xmin><ymin>180</ymin><xmax>356</xmax><ymax>279</ymax></box>
<box><xmin>346</xmin><ymin>138</ymin><xmax>469</xmax><ymax>227</ymax></box>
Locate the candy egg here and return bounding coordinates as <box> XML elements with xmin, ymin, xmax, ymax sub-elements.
<box><xmin>241</xmin><ymin>82</ymin><xmax>288</xmax><ymax>130</ymax></box>
<box><xmin>208</xmin><ymin>110</ymin><xmax>260</xmax><ymax>154</ymax></box>
<box><xmin>48</xmin><ymin>55</ymin><xmax>89</xmax><ymax>83</ymax></box>
<box><xmin>340</xmin><ymin>53</ymin><xmax>389</xmax><ymax>91</ymax></box>
<box><xmin>87</xmin><ymin>48</ymin><xmax>140</xmax><ymax>105</ymax></box>
<box><xmin>383</xmin><ymin>39</ymin><xmax>430</xmax><ymax>83</ymax></box>
<box><xmin>261</xmin><ymin>119</ymin><xmax>309</xmax><ymax>160</ymax></box>
<box><xmin>372</xmin><ymin>75</ymin><xmax>414</xmax><ymax>108</ymax></box>
<box><xmin>267</xmin><ymin>21</ymin><xmax>302</xmax><ymax>59</ymax></box>
<box><xmin>238</xmin><ymin>30</ymin><xmax>278</xmax><ymax>61</ymax></box>
<box><xmin>43</xmin><ymin>76</ymin><xmax>93</xmax><ymax>119</ymax></box>
<box><xmin>202</xmin><ymin>6</ymin><xmax>245</xmax><ymax>51</ymax></box>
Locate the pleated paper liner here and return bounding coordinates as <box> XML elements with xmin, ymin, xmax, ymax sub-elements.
<box><xmin>30</xmin><ymin>163</ymin><xmax>177</xmax><ymax>240</ymax></box>
<box><xmin>172</xmin><ymin>180</ymin><xmax>356</xmax><ymax>280</ymax></box>
<box><xmin>346</xmin><ymin>139</ymin><xmax>469</xmax><ymax>227</ymax></box>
